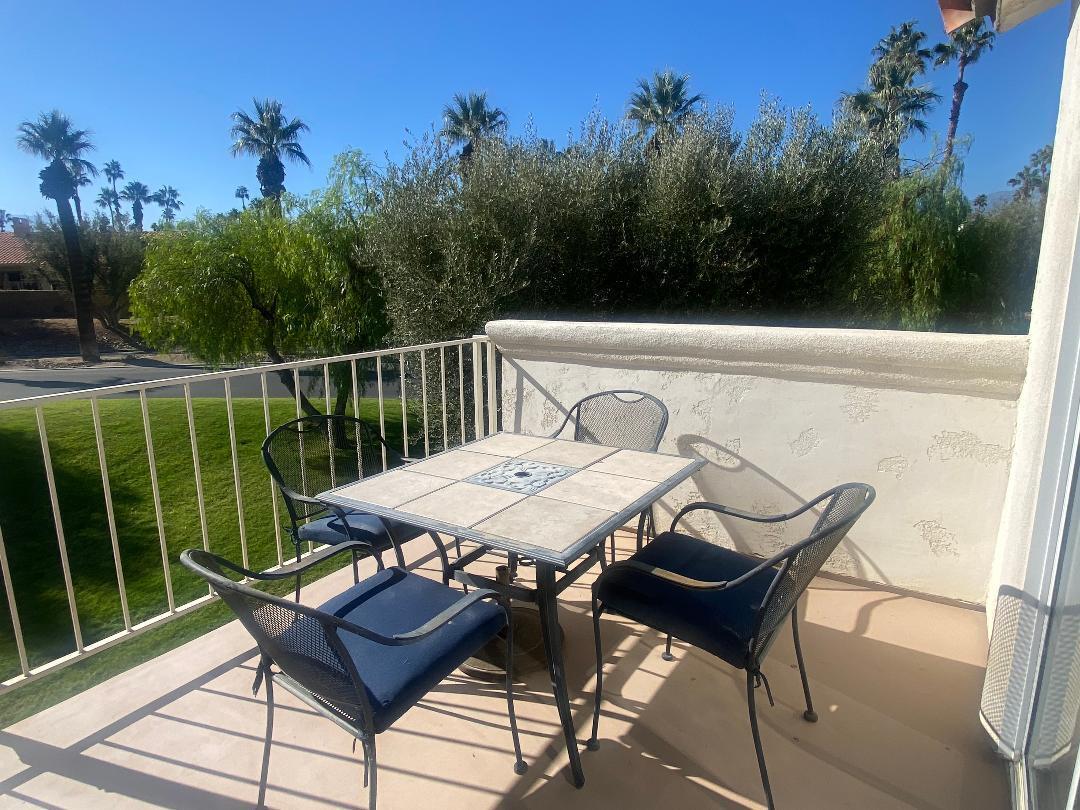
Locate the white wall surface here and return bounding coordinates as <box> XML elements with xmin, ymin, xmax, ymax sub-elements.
<box><xmin>489</xmin><ymin>319</ymin><xmax>1029</xmax><ymax>604</ymax></box>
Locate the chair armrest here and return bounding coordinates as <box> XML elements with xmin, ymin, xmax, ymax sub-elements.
<box><xmin>605</xmin><ymin>559</ymin><xmax>734</xmax><ymax>590</ymax></box>
<box><xmin>602</xmin><ymin>552</ymin><xmax>783</xmax><ymax>592</ymax></box>
<box><xmin>331</xmin><ymin>588</ymin><xmax>504</xmax><ymax>646</ymax></box>
<box><xmin>391</xmin><ymin>589</ymin><xmax>502</xmax><ymax>642</ymax></box>
<box><xmin>670</xmin><ymin>487</ymin><xmax>844</xmax><ymax>532</ymax></box>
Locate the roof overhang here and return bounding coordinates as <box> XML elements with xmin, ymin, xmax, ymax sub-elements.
<box><xmin>938</xmin><ymin>0</ymin><xmax>1066</xmax><ymax>32</ymax></box>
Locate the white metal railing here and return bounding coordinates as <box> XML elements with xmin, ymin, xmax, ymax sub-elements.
<box><xmin>0</xmin><ymin>335</ymin><xmax>498</xmax><ymax>690</ymax></box>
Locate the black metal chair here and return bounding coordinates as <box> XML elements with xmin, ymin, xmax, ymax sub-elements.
<box><xmin>587</xmin><ymin>483</ymin><xmax>875</xmax><ymax>810</ymax></box>
<box><xmin>262</xmin><ymin>415</ymin><xmax>451</xmax><ymax>592</ymax></box>
<box><xmin>550</xmin><ymin>390</ymin><xmax>670</xmax><ymax>563</ymax></box>
<box><xmin>180</xmin><ymin>544</ymin><xmax>527</xmax><ymax>810</ymax></box>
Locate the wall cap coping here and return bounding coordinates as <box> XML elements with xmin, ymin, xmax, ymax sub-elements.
<box><xmin>487</xmin><ymin>319</ymin><xmax>1029</xmax><ymax>399</ymax></box>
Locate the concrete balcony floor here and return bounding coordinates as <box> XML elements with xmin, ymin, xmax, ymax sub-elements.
<box><xmin>0</xmin><ymin>531</ymin><xmax>1008</xmax><ymax>809</ymax></box>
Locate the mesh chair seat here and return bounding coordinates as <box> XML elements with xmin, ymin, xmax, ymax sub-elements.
<box><xmin>596</xmin><ymin>532</ymin><xmax>775</xmax><ymax>668</ymax></box>
<box><xmin>297</xmin><ymin>510</ymin><xmax>426</xmax><ymax>552</ymax></box>
<box><xmin>318</xmin><ymin>567</ymin><xmax>505</xmax><ymax>733</ymax></box>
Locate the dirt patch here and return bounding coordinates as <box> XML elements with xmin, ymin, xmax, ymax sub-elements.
<box><xmin>0</xmin><ymin>318</ymin><xmax>143</xmax><ymax>365</ymax></box>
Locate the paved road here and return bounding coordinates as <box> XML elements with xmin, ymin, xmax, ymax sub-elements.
<box><xmin>0</xmin><ymin>360</ymin><xmax>398</xmax><ymax>403</ymax></box>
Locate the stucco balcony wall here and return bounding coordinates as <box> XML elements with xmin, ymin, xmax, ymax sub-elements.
<box><xmin>488</xmin><ymin>319</ymin><xmax>1030</xmax><ymax>604</ymax></box>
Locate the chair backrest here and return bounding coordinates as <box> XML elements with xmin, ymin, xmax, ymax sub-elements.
<box><xmin>262</xmin><ymin>415</ymin><xmax>390</xmax><ymax>521</ymax></box>
<box><xmin>555</xmin><ymin>390</ymin><xmax>669</xmax><ymax>452</ymax></box>
<box><xmin>180</xmin><ymin>549</ymin><xmax>371</xmax><ymax>721</ymax></box>
<box><xmin>750</xmin><ymin>484</ymin><xmax>875</xmax><ymax>663</ymax></box>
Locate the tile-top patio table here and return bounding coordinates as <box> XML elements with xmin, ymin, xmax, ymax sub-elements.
<box><xmin>319</xmin><ymin>430</ymin><xmax>705</xmax><ymax>787</ymax></box>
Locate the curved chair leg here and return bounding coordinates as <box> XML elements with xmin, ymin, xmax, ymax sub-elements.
<box><xmin>746</xmin><ymin>669</ymin><xmax>776</xmax><ymax>810</ymax></box>
<box><xmin>390</xmin><ymin>537</ymin><xmax>407</xmax><ymax>569</ymax></box>
<box><xmin>661</xmin><ymin>634</ymin><xmax>675</xmax><ymax>662</ymax></box>
<box><xmin>791</xmin><ymin>607</ymin><xmax>818</xmax><ymax>722</ymax></box>
<box><xmin>361</xmin><ymin>738</ymin><xmax>377</xmax><ymax>810</ymax></box>
<box><xmin>503</xmin><ymin>600</ymin><xmax>528</xmax><ymax>774</ymax></box>
<box><xmin>428</xmin><ymin>531</ymin><xmax>452</xmax><ymax>586</ymax></box>
<box><xmin>257</xmin><ymin>673</ymin><xmax>274</xmax><ymax>807</ymax></box>
<box><xmin>587</xmin><ymin>595</ymin><xmax>604</xmax><ymax>751</ymax></box>
<box><xmin>293</xmin><ymin>540</ymin><xmax>303</xmax><ymax>602</ymax></box>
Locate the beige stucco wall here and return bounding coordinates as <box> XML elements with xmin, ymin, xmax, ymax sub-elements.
<box><xmin>489</xmin><ymin>319</ymin><xmax>1029</xmax><ymax>604</ymax></box>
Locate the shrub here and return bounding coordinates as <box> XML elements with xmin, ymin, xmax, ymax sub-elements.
<box><xmin>369</xmin><ymin>101</ymin><xmax>888</xmax><ymax>343</ymax></box>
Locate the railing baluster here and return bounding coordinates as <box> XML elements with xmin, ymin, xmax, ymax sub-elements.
<box><xmin>323</xmin><ymin>363</ymin><xmax>337</xmax><ymax>487</ymax></box>
<box><xmin>91</xmin><ymin>398</ymin><xmax>130</xmax><ymax>631</ymax></box>
<box><xmin>399</xmin><ymin>352</ymin><xmax>409</xmax><ymax>457</ymax></box>
<box><xmin>139</xmin><ymin>391</ymin><xmax>174</xmax><ymax>613</ymax></box>
<box><xmin>0</xmin><ymin>522</ymin><xmax>30</xmax><ymax>677</ymax></box>
<box><xmin>458</xmin><ymin>343</ymin><xmax>466</xmax><ymax>446</ymax></box>
<box><xmin>472</xmin><ymin>339</ymin><xmax>484</xmax><ymax>440</ymax></box>
<box><xmin>376</xmin><ymin>354</ymin><xmax>387</xmax><ymax>470</ymax></box>
<box><xmin>184</xmin><ymin>384</ymin><xmax>211</xmax><ymax>554</ymax></box>
<box><xmin>224</xmin><ymin>379</ymin><xmax>249</xmax><ymax>571</ymax></box>
<box><xmin>420</xmin><ymin>350</ymin><xmax>430</xmax><ymax>456</ymax></box>
<box><xmin>261</xmin><ymin>373</ymin><xmax>283</xmax><ymax>568</ymax></box>
<box><xmin>293</xmin><ymin>367</ymin><xmax>302</xmax><ymax>419</ymax></box>
<box><xmin>485</xmin><ymin>339</ymin><xmax>497</xmax><ymax>434</ymax></box>
<box><xmin>350</xmin><ymin>360</ymin><xmax>363</xmax><ymax>474</ymax></box>
<box><xmin>440</xmin><ymin>346</ymin><xmax>449</xmax><ymax>451</ymax></box>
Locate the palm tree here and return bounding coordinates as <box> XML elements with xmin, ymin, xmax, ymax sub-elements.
<box><xmin>1009</xmin><ymin>145</ymin><xmax>1053</xmax><ymax>201</ymax></box>
<box><xmin>845</xmin><ymin>55</ymin><xmax>939</xmax><ymax>177</ymax></box>
<box><xmin>120</xmin><ymin>180</ymin><xmax>152</xmax><ymax>230</ymax></box>
<box><xmin>103</xmin><ymin>160</ymin><xmax>125</xmax><ymax>223</ymax></box>
<box><xmin>15</xmin><ymin>110</ymin><xmax>99</xmax><ymax>361</ymax></box>
<box><xmin>153</xmin><ymin>185</ymin><xmax>183</xmax><ymax>224</ymax></box>
<box><xmin>441</xmin><ymin>91</ymin><xmax>508</xmax><ymax>161</ymax></box>
<box><xmin>933</xmin><ymin>19</ymin><xmax>996</xmax><ymax>160</ymax></box>
<box><xmin>103</xmin><ymin>160</ymin><xmax>124</xmax><ymax>195</ymax></box>
<box><xmin>1009</xmin><ymin>166</ymin><xmax>1041</xmax><ymax>201</ymax></box>
<box><xmin>95</xmin><ymin>187</ymin><xmax>120</xmax><ymax>227</ymax></box>
<box><xmin>627</xmin><ymin>70</ymin><xmax>704</xmax><ymax>149</ymax></box>
<box><xmin>229</xmin><ymin>98</ymin><xmax>311</xmax><ymax>200</ymax></box>
<box><xmin>71</xmin><ymin>165</ymin><xmax>94</xmax><ymax>222</ymax></box>
<box><xmin>873</xmin><ymin>21</ymin><xmax>933</xmax><ymax>75</ymax></box>
<box><xmin>0</xmin><ymin>210</ymin><xmax>11</xmax><ymax>232</ymax></box>
<box><xmin>235</xmin><ymin>185</ymin><xmax>249</xmax><ymax>209</ymax></box>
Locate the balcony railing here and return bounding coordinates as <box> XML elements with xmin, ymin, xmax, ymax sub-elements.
<box><xmin>0</xmin><ymin>335</ymin><xmax>498</xmax><ymax>690</ymax></box>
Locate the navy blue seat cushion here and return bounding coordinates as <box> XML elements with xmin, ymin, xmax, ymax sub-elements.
<box><xmin>319</xmin><ymin>568</ymin><xmax>505</xmax><ymax>733</ymax></box>
<box><xmin>596</xmin><ymin>531</ymin><xmax>778</xmax><ymax>668</ymax></box>
<box><xmin>297</xmin><ymin>510</ymin><xmax>425</xmax><ymax>551</ymax></box>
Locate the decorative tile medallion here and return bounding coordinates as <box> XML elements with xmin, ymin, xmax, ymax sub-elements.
<box><xmin>465</xmin><ymin>459</ymin><xmax>576</xmax><ymax>495</ymax></box>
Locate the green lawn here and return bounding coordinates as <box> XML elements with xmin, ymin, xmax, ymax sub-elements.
<box><xmin>0</xmin><ymin>395</ymin><xmax>414</xmax><ymax>726</ymax></box>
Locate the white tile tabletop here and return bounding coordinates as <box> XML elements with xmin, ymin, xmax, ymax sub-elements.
<box><xmin>331</xmin><ymin>469</ymin><xmax>452</xmax><ymax>509</ymax></box>
<box><xmin>586</xmin><ymin>448</ymin><xmax>698</xmax><ymax>482</ymax></box>
<box><xmin>405</xmin><ymin>450</ymin><xmax>505</xmax><ymax>480</ymax></box>
<box><xmin>518</xmin><ymin>439</ymin><xmax>618</xmax><ymax>468</ymax></box>
<box><xmin>539</xmin><ymin>469</ymin><xmax>658</xmax><ymax>512</ymax></box>
<box><xmin>473</xmin><ymin>497</ymin><xmax>614</xmax><ymax>553</ymax></box>
<box><xmin>320</xmin><ymin>431</ymin><xmax>704</xmax><ymax>565</ymax></box>
<box><xmin>465</xmin><ymin>433</ymin><xmax>554</xmax><ymax>457</ymax></box>
<box><xmin>399</xmin><ymin>481</ymin><xmax>525</xmax><ymax>527</ymax></box>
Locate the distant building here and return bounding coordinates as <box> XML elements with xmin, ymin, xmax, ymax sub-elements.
<box><xmin>0</xmin><ymin>222</ymin><xmax>53</xmax><ymax>291</ymax></box>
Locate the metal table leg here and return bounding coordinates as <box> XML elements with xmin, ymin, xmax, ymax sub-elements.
<box><xmin>536</xmin><ymin>562</ymin><xmax>586</xmax><ymax>788</ymax></box>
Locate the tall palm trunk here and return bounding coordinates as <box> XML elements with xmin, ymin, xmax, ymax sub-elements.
<box><xmin>943</xmin><ymin>60</ymin><xmax>968</xmax><ymax>161</ymax></box>
<box><xmin>72</xmin><ymin>191</ymin><xmax>84</xmax><ymax>223</ymax></box>
<box><xmin>54</xmin><ymin>195</ymin><xmax>99</xmax><ymax>362</ymax></box>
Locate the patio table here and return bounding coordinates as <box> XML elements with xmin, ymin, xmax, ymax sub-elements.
<box><xmin>319</xmin><ymin>430</ymin><xmax>705</xmax><ymax>787</ymax></box>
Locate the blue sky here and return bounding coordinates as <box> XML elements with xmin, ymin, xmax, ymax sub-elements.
<box><xmin>0</xmin><ymin>1</ymin><xmax>1070</xmax><ymax>221</ymax></box>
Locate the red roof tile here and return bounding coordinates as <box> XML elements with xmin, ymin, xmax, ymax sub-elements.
<box><xmin>0</xmin><ymin>233</ymin><xmax>32</xmax><ymax>266</ymax></box>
